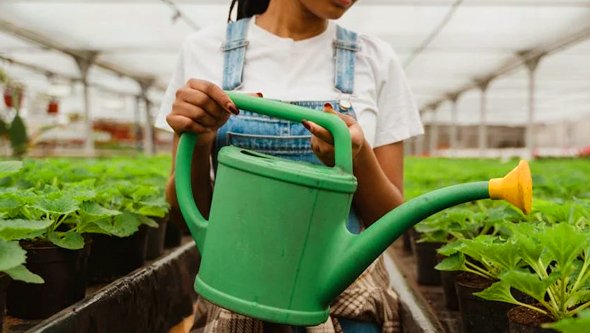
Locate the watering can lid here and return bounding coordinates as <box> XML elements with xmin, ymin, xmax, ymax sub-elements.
<box><xmin>218</xmin><ymin>146</ymin><xmax>357</xmax><ymax>193</ymax></box>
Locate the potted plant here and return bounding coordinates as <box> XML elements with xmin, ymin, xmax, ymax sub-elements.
<box><xmin>420</xmin><ymin>202</ymin><xmax>521</xmax><ymax>309</ymax></box>
<box><xmin>70</xmin><ymin>157</ymin><xmax>169</xmax><ymax>281</ymax></box>
<box><xmin>436</xmin><ymin>229</ymin><xmax>527</xmax><ymax>333</ymax></box>
<box><xmin>0</xmin><ymin>158</ymin><xmax>161</xmax><ymax>318</ymax></box>
<box><xmin>474</xmin><ymin>221</ymin><xmax>590</xmax><ymax>333</ymax></box>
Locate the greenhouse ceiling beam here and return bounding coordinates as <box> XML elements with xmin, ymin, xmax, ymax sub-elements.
<box><xmin>4</xmin><ymin>0</ymin><xmax>589</xmax><ymax>7</ymax></box>
<box><xmin>0</xmin><ymin>18</ymin><xmax>165</xmax><ymax>91</ymax></box>
<box><xmin>422</xmin><ymin>24</ymin><xmax>590</xmax><ymax>112</ymax></box>
<box><xmin>0</xmin><ymin>55</ymin><xmax>139</xmax><ymax>97</ymax></box>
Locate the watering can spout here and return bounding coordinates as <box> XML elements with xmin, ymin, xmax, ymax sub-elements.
<box><xmin>320</xmin><ymin>160</ymin><xmax>532</xmax><ymax>303</ymax></box>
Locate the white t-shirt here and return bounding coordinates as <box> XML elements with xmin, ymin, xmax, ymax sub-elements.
<box><xmin>155</xmin><ymin>17</ymin><xmax>423</xmax><ymax>147</ymax></box>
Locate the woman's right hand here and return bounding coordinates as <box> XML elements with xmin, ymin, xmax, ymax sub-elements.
<box><xmin>166</xmin><ymin>79</ymin><xmax>239</xmax><ymax>146</ymax></box>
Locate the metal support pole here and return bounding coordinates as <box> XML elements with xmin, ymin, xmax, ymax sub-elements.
<box><xmin>137</xmin><ymin>78</ymin><xmax>156</xmax><ymax>156</ymax></box>
<box><xmin>404</xmin><ymin>137</ymin><xmax>416</xmax><ymax>156</ymax></box>
<box><xmin>134</xmin><ymin>95</ymin><xmax>142</xmax><ymax>151</ymax></box>
<box><xmin>476</xmin><ymin>79</ymin><xmax>491</xmax><ymax>157</ymax></box>
<box><xmin>448</xmin><ymin>94</ymin><xmax>460</xmax><ymax>157</ymax></box>
<box><xmin>520</xmin><ymin>52</ymin><xmax>543</xmax><ymax>160</ymax></box>
<box><xmin>416</xmin><ymin>133</ymin><xmax>425</xmax><ymax>156</ymax></box>
<box><xmin>428</xmin><ymin>105</ymin><xmax>439</xmax><ymax>156</ymax></box>
<box><xmin>73</xmin><ymin>51</ymin><xmax>98</xmax><ymax>156</ymax></box>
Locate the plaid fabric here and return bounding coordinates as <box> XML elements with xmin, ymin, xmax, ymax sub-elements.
<box><xmin>190</xmin><ymin>255</ymin><xmax>400</xmax><ymax>333</ymax></box>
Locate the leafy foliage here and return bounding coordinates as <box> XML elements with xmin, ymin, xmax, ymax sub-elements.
<box><xmin>406</xmin><ymin>157</ymin><xmax>590</xmax><ymax>324</ymax></box>
<box><xmin>0</xmin><ymin>157</ymin><xmax>171</xmax><ymax>282</ymax></box>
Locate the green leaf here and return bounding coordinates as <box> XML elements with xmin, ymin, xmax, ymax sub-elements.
<box><xmin>473</xmin><ymin>280</ymin><xmax>521</xmax><ymax>305</ymax></box>
<box><xmin>437</xmin><ymin>240</ymin><xmax>465</xmax><ymax>257</ymax></box>
<box><xmin>0</xmin><ymin>219</ymin><xmax>52</xmax><ymax>240</ymax></box>
<box><xmin>435</xmin><ymin>253</ymin><xmax>467</xmax><ymax>272</ymax></box>
<box><xmin>9</xmin><ymin>114</ymin><xmax>27</xmax><ymax>156</ymax></box>
<box><xmin>136</xmin><ymin>204</ymin><xmax>168</xmax><ymax>218</ymax></box>
<box><xmin>138</xmin><ymin>215</ymin><xmax>158</xmax><ymax>228</ymax></box>
<box><xmin>63</xmin><ymin>182</ymin><xmax>96</xmax><ymax>202</ymax></box>
<box><xmin>565</xmin><ymin>290</ymin><xmax>590</xmax><ymax>309</ymax></box>
<box><xmin>0</xmin><ymin>194</ymin><xmax>22</xmax><ymax>219</ymax></box>
<box><xmin>47</xmin><ymin>231</ymin><xmax>84</xmax><ymax>250</ymax></box>
<box><xmin>539</xmin><ymin>223</ymin><xmax>587</xmax><ymax>268</ymax></box>
<box><xmin>33</xmin><ymin>192</ymin><xmax>79</xmax><ymax>215</ymax></box>
<box><xmin>544</xmin><ymin>309</ymin><xmax>590</xmax><ymax>333</ymax></box>
<box><xmin>90</xmin><ymin>212</ymin><xmax>141</xmax><ymax>238</ymax></box>
<box><xmin>0</xmin><ymin>239</ymin><xmax>26</xmax><ymax>270</ymax></box>
<box><xmin>501</xmin><ymin>269</ymin><xmax>555</xmax><ymax>303</ymax></box>
<box><xmin>4</xmin><ymin>264</ymin><xmax>44</xmax><ymax>284</ymax></box>
<box><xmin>509</xmin><ymin>223</ymin><xmax>544</xmax><ymax>268</ymax></box>
<box><xmin>0</xmin><ymin>118</ymin><xmax>8</xmax><ymax>137</ymax></box>
<box><xmin>80</xmin><ymin>202</ymin><xmax>121</xmax><ymax>217</ymax></box>
<box><xmin>0</xmin><ymin>161</ymin><xmax>23</xmax><ymax>178</ymax></box>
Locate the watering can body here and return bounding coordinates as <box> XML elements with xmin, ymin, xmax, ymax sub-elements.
<box><xmin>197</xmin><ymin>147</ymin><xmax>356</xmax><ymax>324</ymax></box>
<box><xmin>175</xmin><ymin>92</ymin><xmax>533</xmax><ymax>326</ymax></box>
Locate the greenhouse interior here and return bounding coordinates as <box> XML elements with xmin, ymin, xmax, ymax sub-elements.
<box><xmin>0</xmin><ymin>0</ymin><xmax>589</xmax><ymax>333</ymax></box>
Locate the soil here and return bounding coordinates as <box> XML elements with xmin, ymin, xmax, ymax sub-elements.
<box><xmin>508</xmin><ymin>306</ymin><xmax>555</xmax><ymax>328</ymax></box>
<box><xmin>455</xmin><ymin>271</ymin><xmax>494</xmax><ymax>289</ymax></box>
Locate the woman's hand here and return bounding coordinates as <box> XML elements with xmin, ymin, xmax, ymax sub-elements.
<box><xmin>302</xmin><ymin>103</ymin><xmax>365</xmax><ymax>166</ymax></box>
<box><xmin>166</xmin><ymin>79</ymin><xmax>239</xmax><ymax>146</ymax></box>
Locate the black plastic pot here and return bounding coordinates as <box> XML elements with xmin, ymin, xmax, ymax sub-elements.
<box><xmin>436</xmin><ymin>253</ymin><xmax>459</xmax><ymax>310</ymax></box>
<box><xmin>456</xmin><ymin>272</ymin><xmax>514</xmax><ymax>333</ymax></box>
<box><xmin>146</xmin><ymin>217</ymin><xmax>168</xmax><ymax>260</ymax></box>
<box><xmin>87</xmin><ymin>225</ymin><xmax>148</xmax><ymax>283</ymax></box>
<box><xmin>164</xmin><ymin>220</ymin><xmax>182</xmax><ymax>248</ymax></box>
<box><xmin>0</xmin><ymin>273</ymin><xmax>10</xmax><ymax>331</ymax></box>
<box><xmin>441</xmin><ymin>269</ymin><xmax>459</xmax><ymax>311</ymax></box>
<box><xmin>508</xmin><ymin>306</ymin><xmax>558</xmax><ymax>333</ymax></box>
<box><xmin>6</xmin><ymin>240</ymin><xmax>91</xmax><ymax>319</ymax></box>
<box><xmin>411</xmin><ymin>231</ymin><xmax>442</xmax><ymax>285</ymax></box>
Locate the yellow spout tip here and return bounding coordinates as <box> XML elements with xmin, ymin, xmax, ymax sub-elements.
<box><xmin>489</xmin><ymin>160</ymin><xmax>532</xmax><ymax>214</ymax></box>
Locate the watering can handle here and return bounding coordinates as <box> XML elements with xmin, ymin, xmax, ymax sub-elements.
<box><xmin>175</xmin><ymin>92</ymin><xmax>354</xmax><ymax>250</ymax></box>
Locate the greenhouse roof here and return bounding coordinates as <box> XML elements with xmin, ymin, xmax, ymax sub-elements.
<box><xmin>1</xmin><ymin>0</ymin><xmax>590</xmax><ymax>124</ymax></box>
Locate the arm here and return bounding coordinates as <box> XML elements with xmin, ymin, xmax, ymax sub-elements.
<box><xmin>352</xmin><ymin>141</ymin><xmax>404</xmax><ymax>226</ymax></box>
<box><xmin>164</xmin><ymin>79</ymin><xmax>238</xmax><ymax>217</ymax></box>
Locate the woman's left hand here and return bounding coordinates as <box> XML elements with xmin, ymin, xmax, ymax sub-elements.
<box><xmin>302</xmin><ymin>103</ymin><xmax>365</xmax><ymax>166</ymax></box>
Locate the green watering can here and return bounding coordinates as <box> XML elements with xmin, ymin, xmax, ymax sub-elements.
<box><xmin>175</xmin><ymin>92</ymin><xmax>532</xmax><ymax>326</ymax></box>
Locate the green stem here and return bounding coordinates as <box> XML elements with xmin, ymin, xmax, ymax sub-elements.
<box><xmin>517</xmin><ymin>302</ymin><xmax>549</xmax><ymax>317</ymax></box>
<box><xmin>562</xmin><ymin>277</ymin><xmax>569</xmax><ymax>314</ymax></box>
<box><xmin>51</xmin><ymin>213</ymin><xmax>69</xmax><ymax>232</ymax></box>
<box><xmin>571</xmin><ymin>254</ymin><xmax>590</xmax><ymax>293</ymax></box>
<box><xmin>465</xmin><ymin>261</ymin><xmax>494</xmax><ymax>280</ymax></box>
<box><xmin>531</xmin><ymin>260</ymin><xmax>561</xmax><ymax>313</ymax></box>
<box><xmin>567</xmin><ymin>301</ymin><xmax>590</xmax><ymax>317</ymax></box>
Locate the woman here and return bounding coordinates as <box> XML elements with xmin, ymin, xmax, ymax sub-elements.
<box><xmin>156</xmin><ymin>0</ymin><xmax>423</xmax><ymax>332</ymax></box>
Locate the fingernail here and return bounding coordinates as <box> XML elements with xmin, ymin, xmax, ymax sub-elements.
<box><xmin>324</xmin><ymin>102</ymin><xmax>333</xmax><ymax>110</ymax></box>
<box><xmin>227</xmin><ymin>103</ymin><xmax>239</xmax><ymax>115</ymax></box>
<box><xmin>302</xmin><ymin>120</ymin><xmax>311</xmax><ymax>130</ymax></box>
<box><xmin>256</xmin><ymin>92</ymin><xmax>263</xmax><ymax>98</ymax></box>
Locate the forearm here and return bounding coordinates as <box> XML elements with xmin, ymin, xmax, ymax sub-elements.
<box><xmin>352</xmin><ymin>140</ymin><xmax>404</xmax><ymax>226</ymax></box>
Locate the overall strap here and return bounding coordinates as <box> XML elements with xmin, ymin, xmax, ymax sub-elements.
<box><xmin>222</xmin><ymin>18</ymin><xmax>251</xmax><ymax>90</ymax></box>
<box><xmin>333</xmin><ymin>25</ymin><xmax>360</xmax><ymax>95</ymax></box>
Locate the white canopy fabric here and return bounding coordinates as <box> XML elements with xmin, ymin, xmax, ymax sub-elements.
<box><xmin>1</xmin><ymin>0</ymin><xmax>590</xmax><ymax>125</ymax></box>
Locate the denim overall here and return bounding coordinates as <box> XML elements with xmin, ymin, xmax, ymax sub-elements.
<box><xmin>216</xmin><ymin>18</ymin><xmax>381</xmax><ymax>333</ymax></box>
